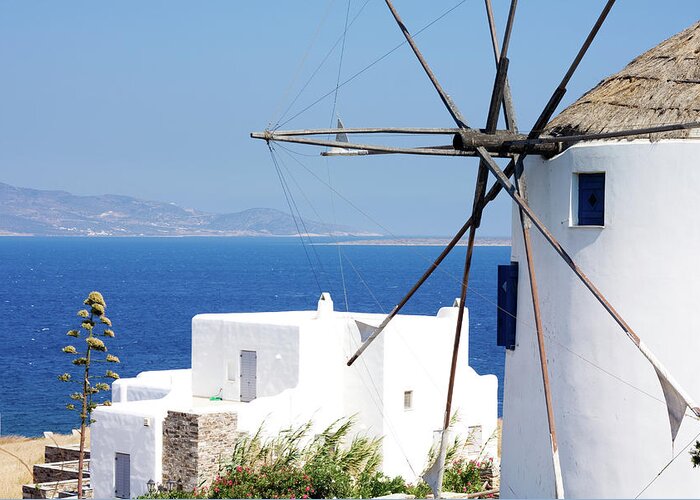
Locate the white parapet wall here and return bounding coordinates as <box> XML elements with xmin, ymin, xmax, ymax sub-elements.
<box><xmin>112</xmin><ymin>369</ymin><xmax>192</xmax><ymax>403</ymax></box>
<box><xmin>501</xmin><ymin>139</ymin><xmax>700</xmax><ymax>498</ymax></box>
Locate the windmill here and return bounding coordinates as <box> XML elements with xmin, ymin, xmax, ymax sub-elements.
<box><xmin>252</xmin><ymin>2</ymin><xmax>700</xmax><ymax>497</ymax></box>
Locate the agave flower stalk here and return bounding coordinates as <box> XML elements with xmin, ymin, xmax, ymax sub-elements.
<box><xmin>59</xmin><ymin>291</ymin><xmax>120</xmax><ymax>498</ymax></box>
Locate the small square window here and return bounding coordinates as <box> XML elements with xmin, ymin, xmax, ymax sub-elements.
<box><xmin>403</xmin><ymin>390</ymin><xmax>413</xmax><ymax>410</ymax></box>
<box><xmin>577</xmin><ymin>173</ymin><xmax>605</xmax><ymax>226</ymax></box>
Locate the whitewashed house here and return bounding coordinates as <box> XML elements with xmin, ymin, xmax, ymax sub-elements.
<box><xmin>91</xmin><ymin>293</ymin><xmax>498</xmax><ymax>498</ymax></box>
<box><xmin>499</xmin><ymin>21</ymin><xmax>700</xmax><ymax>498</ymax></box>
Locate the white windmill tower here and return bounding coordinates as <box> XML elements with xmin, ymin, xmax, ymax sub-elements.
<box><xmin>500</xmin><ymin>21</ymin><xmax>700</xmax><ymax>498</ymax></box>
<box><xmin>253</xmin><ymin>2</ymin><xmax>700</xmax><ymax>497</ymax></box>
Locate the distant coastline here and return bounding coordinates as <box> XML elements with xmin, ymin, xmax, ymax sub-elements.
<box><xmin>0</xmin><ymin>182</ymin><xmax>376</xmax><ymax>237</ymax></box>
<box><xmin>316</xmin><ymin>237</ymin><xmax>511</xmax><ymax>247</ymax></box>
<box><xmin>0</xmin><ymin>232</ymin><xmax>382</xmax><ymax>238</ymax></box>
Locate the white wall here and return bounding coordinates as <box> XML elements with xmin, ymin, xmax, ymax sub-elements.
<box><xmin>113</xmin><ymin>369</ymin><xmax>191</xmax><ymax>403</ymax></box>
<box><xmin>382</xmin><ymin>308</ymin><xmax>499</xmax><ymax>480</ymax></box>
<box><xmin>191</xmin><ymin>304</ymin><xmax>499</xmax><ymax>482</ymax></box>
<box><xmin>93</xmin><ymin>297</ymin><xmax>500</xmax><ymax>493</ymax></box>
<box><xmin>191</xmin><ymin>314</ymin><xmax>301</xmax><ymax>401</ymax></box>
<box><xmin>93</xmin><ymin>370</ymin><xmax>192</xmax><ymax>498</ymax></box>
<box><xmin>501</xmin><ymin>140</ymin><xmax>700</xmax><ymax>498</ymax></box>
<box><xmin>232</xmin><ymin>315</ymin><xmax>349</xmax><ymax>435</ymax></box>
<box><xmin>342</xmin><ymin>317</ymin><xmax>385</xmax><ymax>441</ymax></box>
<box><xmin>91</xmin><ymin>404</ymin><xmax>164</xmax><ymax>499</ymax></box>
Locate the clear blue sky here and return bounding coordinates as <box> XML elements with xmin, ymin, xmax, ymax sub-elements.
<box><xmin>0</xmin><ymin>1</ymin><xmax>697</xmax><ymax>236</ymax></box>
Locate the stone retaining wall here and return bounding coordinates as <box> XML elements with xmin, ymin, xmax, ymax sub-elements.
<box><xmin>43</xmin><ymin>446</ymin><xmax>89</xmax><ymax>464</ymax></box>
<box><xmin>32</xmin><ymin>460</ymin><xmax>88</xmax><ymax>484</ymax></box>
<box><xmin>22</xmin><ymin>479</ymin><xmax>92</xmax><ymax>499</ymax></box>
<box><xmin>162</xmin><ymin>410</ymin><xmax>238</xmax><ymax>491</ymax></box>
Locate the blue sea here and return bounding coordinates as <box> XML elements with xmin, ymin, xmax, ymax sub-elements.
<box><xmin>0</xmin><ymin>237</ymin><xmax>509</xmax><ymax>437</ymax></box>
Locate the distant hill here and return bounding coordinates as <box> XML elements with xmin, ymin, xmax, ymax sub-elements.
<box><xmin>0</xmin><ymin>182</ymin><xmax>377</xmax><ymax>237</ymax></box>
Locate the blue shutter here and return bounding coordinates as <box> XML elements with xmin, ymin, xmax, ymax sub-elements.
<box><xmin>497</xmin><ymin>262</ymin><xmax>518</xmax><ymax>350</ymax></box>
<box><xmin>578</xmin><ymin>173</ymin><xmax>605</xmax><ymax>225</ymax></box>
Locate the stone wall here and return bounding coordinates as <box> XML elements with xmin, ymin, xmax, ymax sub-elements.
<box><xmin>22</xmin><ymin>479</ymin><xmax>92</xmax><ymax>499</ymax></box>
<box><xmin>44</xmin><ymin>446</ymin><xmax>88</xmax><ymax>464</ymax></box>
<box><xmin>162</xmin><ymin>410</ymin><xmax>238</xmax><ymax>491</ymax></box>
<box><xmin>32</xmin><ymin>460</ymin><xmax>88</xmax><ymax>483</ymax></box>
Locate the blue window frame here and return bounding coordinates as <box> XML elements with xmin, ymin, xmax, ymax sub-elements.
<box><xmin>578</xmin><ymin>173</ymin><xmax>605</xmax><ymax>225</ymax></box>
<box><xmin>497</xmin><ymin>262</ymin><xmax>518</xmax><ymax>350</ymax></box>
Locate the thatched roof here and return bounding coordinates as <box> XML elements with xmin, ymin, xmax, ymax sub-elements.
<box><xmin>546</xmin><ymin>20</ymin><xmax>700</xmax><ymax>140</ymax></box>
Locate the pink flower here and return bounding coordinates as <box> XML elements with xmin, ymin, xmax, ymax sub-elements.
<box><xmin>305</xmin><ymin>486</ymin><xmax>310</xmax><ymax>492</ymax></box>
<box><xmin>237</xmin><ymin>466</ymin><xmax>243</xmax><ymax>472</ymax></box>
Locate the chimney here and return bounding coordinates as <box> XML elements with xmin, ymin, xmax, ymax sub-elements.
<box><xmin>316</xmin><ymin>292</ymin><xmax>334</xmax><ymax>318</ymax></box>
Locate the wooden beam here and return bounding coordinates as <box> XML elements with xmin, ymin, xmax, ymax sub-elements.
<box><xmin>513</xmin><ymin>159</ymin><xmax>565</xmax><ymax>498</ymax></box>
<box><xmin>484</xmin><ymin>0</ymin><xmax>517</xmax><ymax>131</ymax></box>
<box><xmin>251</xmin><ymin>132</ymin><xmax>514</xmax><ymax>158</ymax></box>
<box><xmin>452</xmin><ymin>130</ymin><xmax>562</xmax><ymax>156</ymax></box>
<box><xmin>269</xmin><ymin>127</ymin><xmax>460</xmax><ymax>136</ymax></box>
<box><xmin>527</xmin><ymin>120</ymin><xmax>700</xmax><ymax>145</ymax></box>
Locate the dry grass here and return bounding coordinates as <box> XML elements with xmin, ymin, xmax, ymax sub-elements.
<box><xmin>497</xmin><ymin>418</ymin><xmax>502</xmax><ymax>459</ymax></box>
<box><xmin>547</xmin><ymin>20</ymin><xmax>700</xmax><ymax>140</ymax></box>
<box><xmin>0</xmin><ymin>430</ymin><xmax>90</xmax><ymax>499</ymax></box>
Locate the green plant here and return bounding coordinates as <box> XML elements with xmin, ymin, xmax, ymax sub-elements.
<box><xmin>354</xmin><ymin>471</ymin><xmax>407</xmax><ymax>499</ymax></box>
<box><xmin>59</xmin><ymin>291</ymin><xmax>119</xmax><ymax>498</ymax></box>
<box><xmin>222</xmin><ymin>418</ymin><xmax>385</xmax><ymax>498</ymax></box>
<box><xmin>442</xmin><ymin>457</ymin><xmax>494</xmax><ymax>495</ymax></box>
<box><xmin>143</xmin><ymin>417</ymin><xmax>422</xmax><ymax>499</ymax></box>
<box><xmin>420</xmin><ymin>422</ymin><xmax>499</xmax><ymax>497</ymax></box>
<box><xmin>405</xmin><ymin>480</ymin><xmax>432</xmax><ymax>498</ymax></box>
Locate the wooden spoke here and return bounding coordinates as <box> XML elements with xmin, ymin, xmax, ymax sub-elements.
<box><xmin>384</xmin><ymin>0</ymin><xmax>468</xmax><ymax>129</ymax></box>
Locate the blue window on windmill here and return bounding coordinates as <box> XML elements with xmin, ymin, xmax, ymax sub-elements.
<box><xmin>497</xmin><ymin>262</ymin><xmax>518</xmax><ymax>350</ymax></box>
<box><xmin>577</xmin><ymin>173</ymin><xmax>605</xmax><ymax>225</ymax></box>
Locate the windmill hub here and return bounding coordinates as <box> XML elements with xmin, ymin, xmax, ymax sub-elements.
<box><xmin>451</xmin><ymin>129</ymin><xmax>563</xmax><ymax>157</ymax></box>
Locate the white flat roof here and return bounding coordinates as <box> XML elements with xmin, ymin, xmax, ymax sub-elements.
<box><xmin>193</xmin><ymin>309</ymin><xmax>441</xmax><ymax>326</ymax></box>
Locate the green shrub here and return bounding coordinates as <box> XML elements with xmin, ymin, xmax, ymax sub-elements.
<box><xmin>354</xmin><ymin>471</ymin><xmax>408</xmax><ymax>498</ymax></box>
<box><xmin>140</xmin><ymin>417</ymin><xmax>492</xmax><ymax>499</ymax></box>
<box><xmin>442</xmin><ymin>457</ymin><xmax>494</xmax><ymax>495</ymax></box>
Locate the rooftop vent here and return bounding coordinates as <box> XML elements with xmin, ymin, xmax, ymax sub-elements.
<box><xmin>317</xmin><ymin>292</ymin><xmax>334</xmax><ymax>318</ymax></box>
